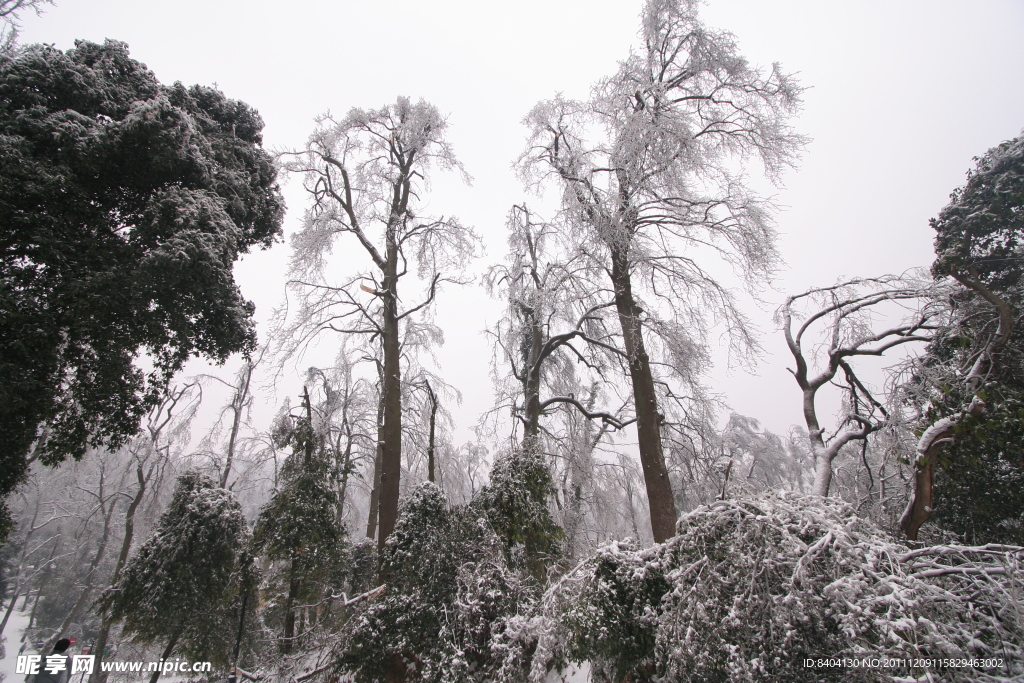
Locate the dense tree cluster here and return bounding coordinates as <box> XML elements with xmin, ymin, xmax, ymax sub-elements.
<box><xmin>2</xmin><ymin>1</ymin><xmax>1023</xmax><ymax>681</ymax></box>
<box><xmin>0</xmin><ymin>39</ymin><xmax>283</xmax><ymax>538</ymax></box>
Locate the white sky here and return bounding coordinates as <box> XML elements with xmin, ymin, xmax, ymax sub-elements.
<box><xmin>19</xmin><ymin>0</ymin><xmax>1024</xmax><ymax>442</ymax></box>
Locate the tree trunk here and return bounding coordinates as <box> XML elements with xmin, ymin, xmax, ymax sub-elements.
<box><xmin>521</xmin><ymin>304</ymin><xmax>543</xmax><ymax>450</ymax></box>
<box><xmin>385</xmin><ymin>654</ymin><xmax>407</xmax><ymax>683</ymax></box>
<box><xmin>91</xmin><ymin>465</ymin><xmax>147</xmax><ymax>683</ymax></box>
<box><xmin>338</xmin><ymin>434</ymin><xmax>352</xmax><ymax>529</ymax></box>
<box><xmin>610</xmin><ymin>246</ymin><xmax>677</xmax><ymax>543</ymax></box>
<box><xmin>376</xmin><ymin>246</ymin><xmax>403</xmax><ymax>555</ymax></box>
<box><xmin>282</xmin><ymin>557</ymin><xmax>302</xmax><ymax>654</ymax></box>
<box><xmin>221</xmin><ymin>361</ymin><xmax>253</xmax><ymax>488</ymax></box>
<box><xmin>44</xmin><ymin>474</ymin><xmax>118</xmax><ymax>655</ymax></box>
<box><xmin>147</xmin><ymin>633</ymin><xmax>179</xmax><ymax>683</ymax></box>
<box><xmin>0</xmin><ymin>588</ymin><xmax>19</xmax><ymax>638</ymax></box>
<box><xmin>425</xmin><ymin>381</ymin><xmax>437</xmax><ymax>483</ymax></box>
<box><xmin>366</xmin><ymin>435</ymin><xmax>382</xmax><ymax>540</ymax></box>
<box><xmin>901</xmin><ymin>273</ymin><xmax>1014</xmax><ymax>541</ymax></box>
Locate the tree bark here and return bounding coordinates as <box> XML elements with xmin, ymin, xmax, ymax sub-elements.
<box><xmin>91</xmin><ymin>465</ymin><xmax>147</xmax><ymax>683</ymax></box>
<box><xmin>522</xmin><ymin>304</ymin><xmax>544</xmax><ymax>450</ymax></box>
<box><xmin>221</xmin><ymin>361</ymin><xmax>253</xmax><ymax>488</ymax></box>
<box><xmin>282</xmin><ymin>557</ymin><xmax>302</xmax><ymax>654</ymax></box>
<box><xmin>901</xmin><ymin>272</ymin><xmax>1015</xmax><ymax>541</ymax></box>
<box><xmin>147</xmin><ymin>632</ymin><xmax>179</xmax><ymax>683</ymax></box>
<box><xmin>376</xmin><ymin>239</ymin><xmax>403</xmax><ymax>555</ymax></box>
<box><xmin>610</xmin><ymin>246</ymin><xmax>677</xmax><ymax>543</ymax></box>
<box><xmin>366</xmin><ymin>391</ymin><xmax>384</xmax><ymax>540</ymax></box>
<box><xmin>425</xmin><ymin>381</ymin><xmax>438</xmax><ymax>483</ymax></box>
<box><xmin>337</xmin><ymin>432</ymin><xmax>352</xmax><ymax>529</ymax></box>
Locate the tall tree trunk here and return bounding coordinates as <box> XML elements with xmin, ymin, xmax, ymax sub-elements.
<box><xmin>610</xmin><ymin>246</ymin><xmax>677</xmax><ymax>543</ymax></box>
<box><xmin>147</xmin><ymin>632</ymin><xmax>179</xmax><ymax>683</ymax></box>
<box><xmin>91</xmin><ymin>465</ymin><xmax>148</xmax><ymax>683</ymax></box>
<box><xmin>376</xmin><ymin>248</ymin><xmax>403</xmax><ymax>555</ymax></box>
<box><xmin>366</xmin><ymin>374</ymin><xmax>386</xmax><ymax>540</ymax></box>
<box><xmin>337</xmin><ymin>433</ymin><xmax>352</xmax><ymax>528</ymax></box>
<box><xmin>0</xmin><ymin>588</ymin><xmax>19</xmax><ymax>638</ymax></box>
<box><xmin>302</xmin><ymin>385</ymin><xmax>314</xmax><ymax>468</ymax></box>
<box><xmin>521</xmin><ymin>304</ymin><xmax>543</xmax><ymax>450</ymax></box>
<box><xmin>425</xmin><ymin>381</ymin><xmax>437</xmax><ymax>483</ymax></box>
<box><xmin>221</xmin><ymin>361</ymin><xmax>253</xmax><ymax>488</ymax></box>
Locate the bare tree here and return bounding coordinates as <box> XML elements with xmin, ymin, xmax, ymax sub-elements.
<box><xmin>520</xmin><ymin>0</ymin><xmax>805</xmax><ymax>541</ymax></box>
<box><xmin>303</xmin><ymin>354</ymin><xmax>378</xmax><ymax>529</ymax></box>
<box><xmin>779</xmin><ymin>276</ymin><xmax>943</xmax><ymax>497</ymax></box>
<box><xmin>486</xmin><ymin>204</ymin><xmax>631</xmax><ymax>449</ymax></box>
<box><xmin>280</xmin><ymin>97</ymin><xmax>479</xmax><ymax>552</ymax></box>
<box><xmin>0</xmin><ymin>0</ymin><xmax>52</xmax><ymax>53</ymax></box>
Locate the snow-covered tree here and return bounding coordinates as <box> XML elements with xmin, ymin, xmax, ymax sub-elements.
<box><xmin>473</xmin><ymin>449</ymin><xmax>563</xmax><ymax>582</ymax></box>
<box><xmin>102</xmin><ymin>471</ymin><xmax>252</xmax><ymax>683</ymax></box>
<box><xmin>0</xmin><ymin>40</ymin><xmax>284</xmax><ymax>540</ymax></box>
<box><xmin>520</xmin><ymin>0</ymin><xmax>805</xmax><ymax>541</ymax></box>
<box><xmin>543</xmin><ymin>493</ymin><xmax>1023</xmax><ymax>682</ymax></box>
<box><xmin>280</xmin><ymin>97</ymin><xmax>479</xmax><ymax>554</ymax></box>
<box><xmin>252</xmin><ymin>387</ymin><xmax>344</xmax><ymax>655</ymax></box>
<box><xmin>337</xmin><ymin>483</ymin><xmax>537</xmax><ymax>683</ymax></box>
<box><xmin>902</xmin><ymin>132</ymin><xmax>1024</xmax><ymax>541</ymax></box>
<box><xmin>779</xmin><ymin>275</ymin><xmax>942</xmax><ymax>497</ymax></box>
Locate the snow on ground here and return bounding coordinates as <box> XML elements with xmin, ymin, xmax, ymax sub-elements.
<box><xmin>0</xmin><ymin>608</ymin><xmax>32</xmax><ymax>682</ymax></box>
<box><xmin>546</xmin><ymin>661</ymin><xmax>590</xmax><ymax>682</ymax></box>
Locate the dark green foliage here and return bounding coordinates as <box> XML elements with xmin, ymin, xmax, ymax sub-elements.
<box><xmin>0</xmin><ymin>39</ymin><xmax>284</xmax><ymax>538</ymax></box>
<box><xmin>563</xmin><ymin>539</ymin><xmax>668</xmax><ymax>682</ymax></box>
<box><xmin>932</xmin><ymin>135</ymin><xmax>1024</xmax><ymax>288</ymax></box>
<box><xmin>338</xmin><ymin>483</ymin><xmax>536</xmax><ymax>683</ymax></box>
<box><xmin>101</xmin><ymin>471</ymin><xmax>252</xmax><ymax>665</ymax></box>
<box><xmin>932</xmin><ymin>395</ymin><xmax>1024</xmax><ymax>545</ymax></box>
<box><xmin>251</xmin><ymin>398</ymin><xmax>345</xmax><ymax>653</ymax></box>
<box><xmin>252</xmin><ymin>400</ymin><xmax>343</xmax><ymax>559</ymax></box>
<box><xmin>918</xmin><ymin>132</ymin><xmax>1024</xmax><ymax>543</ymax></box>
<box><xmin>472</xmin><ymin>449</ymin><xmax>563</xmax><ymax>581</ymax></box>
<box><xmin>252</xmin><ymin>469</ymin><xmax>341</xmax><ymax>562</ymax></box>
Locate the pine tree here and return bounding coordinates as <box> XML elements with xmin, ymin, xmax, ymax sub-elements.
<box><xmin>252</xmin><ymin>388</ymin><xmax>343</xmax><ymax>655</ymax></box>
<box><xmin>100</xmin><ymin>471</ymin><xmax>252</xmax><ymax>683</ymax></box>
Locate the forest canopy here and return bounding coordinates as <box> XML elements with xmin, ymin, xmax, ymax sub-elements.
<box><xmin>1</xmin><ymin>1</ymin><xmax>1023</xmax><ymax>682</ymax></box>
<box><xmin>0</xmin><ymin>39</ymin><xmax>283</xmax><ymax>536</ymax></box>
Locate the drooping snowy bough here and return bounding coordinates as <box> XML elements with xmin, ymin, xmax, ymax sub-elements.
<box><xmin>528</xmin><ymin>493</ymin><xmax>1022</xmax><ymax>682</ymax></box>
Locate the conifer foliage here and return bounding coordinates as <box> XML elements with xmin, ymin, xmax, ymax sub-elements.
<box><xmin>101</xmin><ymin>472</ymin><xmax>253</xmax><ymax>674</ymax></box>
<box><xmin>338</xmin><ymin>483</ymin><xmax>537</xmax><ymax>683</ymax></box>
<box><xmin>252</xmin><ymin>390</ymin><xmax>344</xmax><ymax>654</ymax></box>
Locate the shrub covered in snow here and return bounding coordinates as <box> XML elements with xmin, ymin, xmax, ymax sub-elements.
<box><xmin>336</xmin><ymin>483</ymin><xmax>538</xmax><ymax>682</ymax></box>
<box><xmin>540</xmin><ymin>493</ymin><xmax>1023</xmax><ymax>682</ymax></box>
<box><xmin>472</xmin><ymin>448</ymin><xmax>563</xmax><ymax>582</ymax></box>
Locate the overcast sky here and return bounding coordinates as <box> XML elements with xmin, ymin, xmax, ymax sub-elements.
<box><xmin>19</xmin><ymin>0</ymin><xmax>1024</xmax><ymax>442</ymax></box>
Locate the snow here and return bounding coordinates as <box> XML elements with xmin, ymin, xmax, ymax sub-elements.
<box><xmin>0</xmin><ymin>608</ymin><xmax>33</xmax><ymax>683</ymax></box>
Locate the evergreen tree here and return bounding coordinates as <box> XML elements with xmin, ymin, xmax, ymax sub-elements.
<box><xmin>903</xmin><ymin>132</ymin><xmax>1024</xmax><ymax>540</ymax></box>
<box><xmin>338</xmin><ymin>483</ymin><xmax>536</xmax><ymax>683</ymax></box>
<box><xmin>101</xmin><ymin>471</ymin><xmax>252</xmax><ymax>683</ymax></box>
<box><xmin>472</xmin><ymin>449</ymin><xmax>563</xmax><ymax>582</ymax></box>
<box><xmin>0</xmin><ymin>39</ymin><xmax>284</xmax><ymax>540</ymax></box>
<box><xmin>252</xmin><ymin>389</ymin><xmax>344</xmax><ymax>654</ymax></box>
